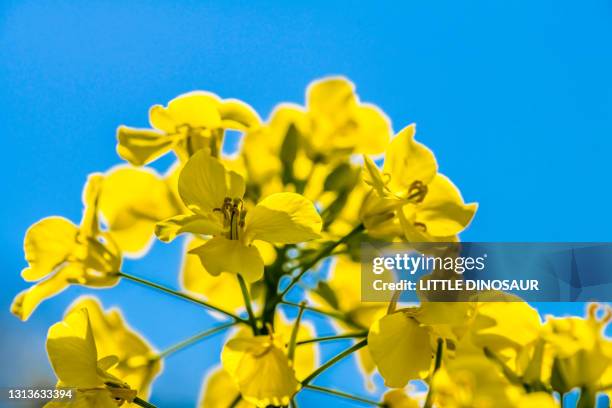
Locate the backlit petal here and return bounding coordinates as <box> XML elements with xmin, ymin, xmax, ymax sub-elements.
<box><xmin>21</xmin><ymin>217</ymin><xmax>79</xmax><ymax>282</ymax></box>
<box><xmin>155</xmin><ymin>214</ymin><xmax>224</xmax><ymax>242</ymax></box>
<box><xmin>383</xmin><ymin>124</ymin><xmax>437</xmax><ymax>191</ymax></box>
<box><xmin>245</xmin><ymin>193</ymin><xmax>321</xmax><ymax>244</ymax></box>
<box><xmin>116</xmin><ymin>126</ymin><xmax>177</xmax><ymax>166</ymax></box>
<box><xmin>219</xmin><ymin>99</ymin><xmax>261</xmax><ymax>130</ymax></box>
<box><xmin>100</xmin><ymin>166</ymin><xmax>180</xmax><ymax>255</ymax></box>
<box><xmin>416</xmin><ymin>174</ymin><xmax>477</xmax><ymax>237</ymax></box>
<box><xmin>189</xmin><ymin>237</ymin><xmax>264</xmax><ymax>282</ymax></box>
<box><xmin>368</xmin><ymin>312</ymin><xmax>433</xmax><ymax>387</ymax></box>
<box><xmin>46</xmin><ymin>309</ymin><xmax>101</xmax><ymax>388</ymax></box>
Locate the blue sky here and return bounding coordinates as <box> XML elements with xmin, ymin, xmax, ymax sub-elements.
<box><xmin>1</xmin><ymin>1</ymin><xmax>611</xmax><ymax>406</ymax></box>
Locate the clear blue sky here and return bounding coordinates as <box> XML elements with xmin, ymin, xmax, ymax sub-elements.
<box><xmin>1</xmin><ymin>1</ymin><xmax>611</xmax><ymax>406</ymax></box>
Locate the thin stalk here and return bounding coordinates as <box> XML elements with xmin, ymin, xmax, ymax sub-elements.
<box><xmin>118</xmin><ymin>271</ymin><xmax>245</xmax><ymax>323</ymax></box>
<box><xmin>297</xmin><ymin>332</ymin><xmax>368</xmax><ymax>346</ymax></box>
<box><xmin>304</xmin><ymin>384</ymin><xmax>382</xmax><ymax>407</ymax></box>
<box><xmin>281</xmin><ymin>301</ymin><xmax>366</xmax><ymax>330</ymax></box>
<box><xmin>424</xmin><ymin>338</ymin><xmax>444</xmax><ymax>408</ymax></box>
<box><xmin>278</xmin><ymin>223</ymin><xmax>364</xmax><ymax>299</ymax></box>
<box><xmin>237</xmin><ymin>274</ymin><xmax>258</xmax><ymax>335</ymax></box>
<box><xmin>287</xmin><ymin>302</ymin><xmax>306</xmax><ymax>362</ymax></box>
<box><xmin>301</xmin><ymin>339</ymin><xmax>367</xmax><ymax>386</ymax></box>
<box><xmin>156</xmin><ymin>322</ymin><xmax>235</xmax><ymax>359</ymax></box>
<box><xmin>133</xmin><ymin>397</ymin><xmax>158</xmax><ymax>408</ymax></box>
<box><xmin>483</xmin><ymin>347</ymin><xmax>522</xmax><ymax>385</ymax></box>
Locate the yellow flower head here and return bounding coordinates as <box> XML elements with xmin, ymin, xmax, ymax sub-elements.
<box><xmin>45</xmin><ymin>308</ymin><xmax>136</xmax><ymax>407</ymax></box>
<box><xmin>12</xmin><ymin>175</ymin><xmax>122</xmax><ymax>321</ymax></box>
<box><xmin>545</xmin><ymin>303</ymin><xmax>612</xmax><ymax>393</ymax></box>
<box><xmin>156</xmin><ymin>150</ymin><xmax>322</xmax><ymax>282</ymax></box>
<box><xmin>117</xmin><ymin>91</ymin><xmax>260</xmax><ymax>165</ymax></box>
<box><xmin>66</xmin><ymin>297</ymin><xmax>162</xmax><ymax>399</ymax></box>
<box><xmin>362</xmin><ymin>124</ymin><xmax>477</xmax><ymax>241</ymax></box>
<box><xmin>305</xmin><ymin>77</ymin><xmax>391</xmax><ymax>157</ymax></box>
<box><xmin>99</xmin><ymin>165</ymin><xmax>181</xmax><ymax>256</ymax></box>
<box><xmin>221</xmin><ymin>332</ymin><xmax>300</xmax><ymax>407</ymax></box>
<box><xmin>431</xmin><ymin>355</ymin><xmax>558</xmax><ymax>408</ymax></box>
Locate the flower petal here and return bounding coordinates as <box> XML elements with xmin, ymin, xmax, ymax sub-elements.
<box><xmin>416</xmin><ymin>174</ymin><xmax>477</xmax><ymax>237</ymax></box>
<box><xmin>368</xmin><ymin>312</ymin><xmax>432</xmax><ymax>387</ymax></box>
<box><xmin>219</xmin><ymin>99</ymin><xmax>261</xmax><ymax>130</ymax></box>
<box><xmin>354</xmin><ymin>104</ymin><xmax>391</xmax><ymax>154</ymax></box>
<box><xmin>67</xmin><ymin>297</ymin><xmax>162</xmax><ymax>399</ymax></box>
<box><xmin>178</xmin><ymin>150</ymin><xmax>245</xmax><ymax>213</ymax></box>
<box><xmin>116</xmin><ymin>126</ymin><xmax>178</xmax><ymax>166</ymax></box>
<box><xmin>151</xmin><ymin>92</ymin><xmax>222</xmax><ymax>131</ymax></box>
<box><xmin>21</xmin><ymin>217</ymin><xmax>79</xmax><ymax>282</ymax></box>
<box><xmin>80</xmin><ymin>174</ymin><xmax>104</xmax><ymax>237</ymax></box>
<box><xmin>182</xmin><ymin>237</ymin><xmax>245</xmax><ymax>312</ymax></box>
<box><xmin>189</xmin><ymin>237</ymin><xmax>263</xmax><ymax>282</ymax></box>
<box><xmin>46</xmin><ymin>308</ymin><xmax>101</xmax><ymax>388</ymax></box>
<box><xmin>100</xmin><ymin>166</ymin><xmax>180</xmax><ymax>255</ymax></box>
<box><xmin>11</xmin><ymin>273</ymin><xmax>70</xmax><ymax>321</ymax></box>
<box><xmin>155</xmin><ymin>214</ymin><xmax>224</xmax><ymax>243</ymax></box>
<box><xmin>383</xmin><ymin>124</ymin><xmax>438</xmax><ymax>191</ymax></box>
<box><xmin>306</xmin><ymin>76</ymin><xmax>357</xmax><ymax>119</ymax></box>
<box><xmin>222</xmin><ymin>336</ymin><xmax>299</xmax><ymax>407</ymax></box>
<box><xmin>245</xmin><ymin>193</ymin><xmax>321</xmax><ymax>244</ymax></box>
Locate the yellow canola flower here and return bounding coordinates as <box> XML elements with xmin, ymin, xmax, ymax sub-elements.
<box><xmin>66</xmin><ymin>297</ymin><xmax>162</xmax><ymax>400</ymax></box>
<box><xmin>470</xmin><ymin>297</ymin><xmax>542</xmax><ymax>352</ymax></box>
<box><xmin>12</xmin><ymin>175</ymin><xmax>121</xmax><ymax>321</ymax></box>
<box><xmin>305</xmin><ymin>77</ymin><xmax>391</xmax><ymax>157</ymax></box>
<box><xmin>544</xmin><ymin>303</ymin><xmax>612</xmax><ymax>394</ymax></box>
<box><xmin>156</xmin><ymin>150</ymin><xmax>322</xmax><ymax>282</ymax></box>
<box><xmin>117</xmin><ymin>91</ymin><xmax>260</xmax><ymax>165</ymax></box>
<box><xmin>221</xmin><ymin>332</ymin><xmax>300</xmax><ymax>407</ymax></box>
<box><xmin>368</xmin><ymin>311</ymin><xmax>433</xmax><ymax>388</ymax></box>
<box><xmin>202</xmin><ymin>313</ymin><xmax>316</xmax><ymax>408</ymax></box>
<box><xmin>99</xmin><ymin>165</ymin><xmax>181</xmax><ymax>257</ymax></box>
<box><xmin>431</xmin><ymin>355</ymin><xmax>558</xmax><ymax>408</ymax></box>
<box><xmin>44</xmin><ymin>308</ymin><xmax>136</xmax><ymax>408</ymax></box>
<box><xmin>367</xmin><ymin>302</ymin><xmax>474</xmax><ymax>389</ymax></box>
<box><xmin>362</xmin><ymin>124</ymin><xmax>477</xmax><ymax>241</ymax></box>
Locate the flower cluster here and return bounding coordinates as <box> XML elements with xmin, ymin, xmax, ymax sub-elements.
<box><xmin>12</xmin><ymin>77</ymin><xmax>610</xmax><ymax>407</ymax></box>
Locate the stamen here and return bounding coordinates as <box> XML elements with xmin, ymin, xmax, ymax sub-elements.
<box><xmin>407</xmin><ymin>180</ymin><xmax>428</xmax><ymax>203</ymax></box>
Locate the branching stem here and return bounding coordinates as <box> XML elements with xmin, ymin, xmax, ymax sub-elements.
<box><xmin>118</xmin><ymin>271</ymin><xmax>246</xmax><ymax>323</ymax></box>
<box><xmin>301</xmin><ymin>339</ymin><xmax>367</xmax><ymax>386</ymax></box>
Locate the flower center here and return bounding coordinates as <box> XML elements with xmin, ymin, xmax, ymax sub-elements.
<box><xmin>214</xmin><ymin>197</ymin><xmax>247</xmax><ymax>240</ymax></box>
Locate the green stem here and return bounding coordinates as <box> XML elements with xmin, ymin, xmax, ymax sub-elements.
<box><xmin>297</xmin><ymin>332</ymin><xmax>368</xmax><ymax>346</ymax></box>
<box><xmin>424</xmin><ymin>338</ymin><xmax>444</xmax><ymax>408</ymax></box>
<box><xmin>483</xmin><ymin>347</ymin><xmax>522</xmax><ymax>385</ymax></box>
<box><xmin>118</xmin><ymin>271</ymin><xmax>246</xmax><ymax>323</ymax></box>
<box><xmin>287</xmin><ymin>302</ymin><xmax>306</xmax><ymax>362</ymax></box>
<box><xmin>301</xmin><ymin>339</ymin><xmax>367</xmax><ymax>386</ymax></box>
<box><xmin>133</xmin><ymin>396</ymin><xmax>158</xmax><ymax>408</ymax></box>
<box><xmin>237</xmin><ymin>274</ymin><xmax>258</xmax><ymax>335</ymax></box>
<box><xmin>156</xmin><ymin>322</ymin><xmax>235</xmax><ymax>359</ymax></box>
<box><xmin>278</xmin><ymin>223</ymin><xmax>364</xmax><ymax>299</ymax></box>
<box><xmin>304</xmin><ymin>384</ymin><xmax>382</xmax><ymax>407</ymax></box>
<box><xmin>281</xmin><ymin>301</ymin><xmax>367</xmax><ymax>330</ymax></box>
